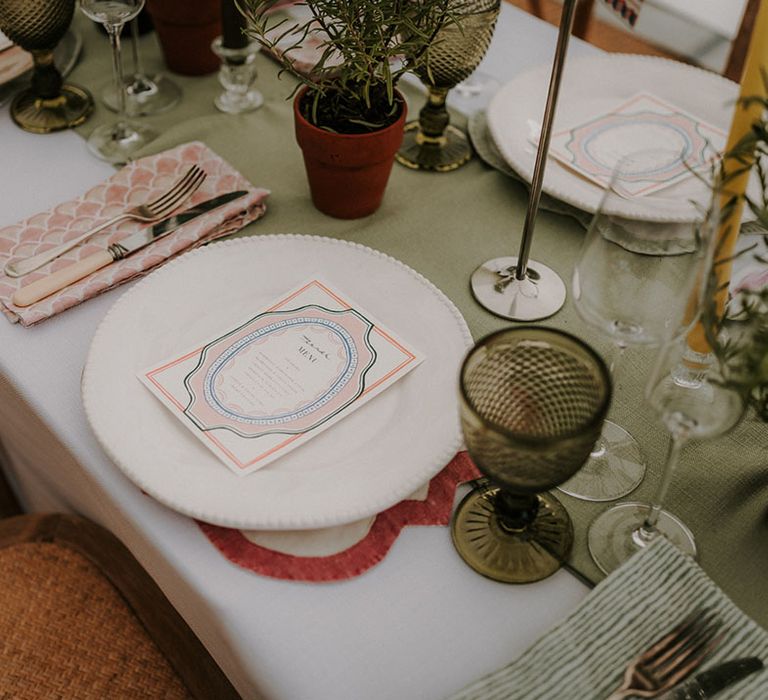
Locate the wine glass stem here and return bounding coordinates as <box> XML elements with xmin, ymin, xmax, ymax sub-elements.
<box><xmin>418</xmin><ymin>87</ymin><xmax>450</xmax><ymax>142</ymax></box>
<box><xmin>588</xmin><ymin>341</ymin><xmax>626</xmax><ymax>458</ymax></box>
<box><xmin>609</xmin><ymin>341</ymin><xmax>627</xmax><ymax>378</ymax></box>
<box><xmin>638</xmin><ymin>431</ymin><xmax>687</xmax><ymax>540</ymax></box>
<box><xmin>130</xmin><ymin>17</ymin><xmax>143</xmax><ymax>76</ymax></box>
<box><xmin>106</xmin><ymin>23</ymin><xmax>128</xmax><ymax>130</ymax></box>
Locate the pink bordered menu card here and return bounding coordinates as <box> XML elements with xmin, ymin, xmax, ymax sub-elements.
<box><xmin>140</xmin><ymin>279</ymin><xmax>424</xmax><ymax>475</ymax></box>
<box><xmin>546</xmin><ymin>92</ymin><xmax>725</xmax><ymax>198</ymax></box>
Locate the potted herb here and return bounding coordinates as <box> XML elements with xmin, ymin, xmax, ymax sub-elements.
<box><xmin>240</xmin><ymin>0</ymin><xmax>454</xmax><ymax>218</ymax></box>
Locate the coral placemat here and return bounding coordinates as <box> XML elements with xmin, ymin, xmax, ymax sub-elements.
<box><xmin>198</xmin><ymin>451</ymin><xmax>480</xmax><ymax>582</ymax></box>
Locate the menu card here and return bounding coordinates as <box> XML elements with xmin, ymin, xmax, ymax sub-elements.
<box><xmin>140</xmin><ymin>279</ymin><xmax>424</xmax><ymax>475</ymax></box>
<box><xmin>545</xmin><ymin>92</ymin><xmax>726</xmax><ymax>197</ymax></box>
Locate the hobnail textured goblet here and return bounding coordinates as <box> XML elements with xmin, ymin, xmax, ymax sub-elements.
<box><xmin>395</xmin><ymin>0</ymin><xmax>500</xmax><ymax>172</ymax></box>
<box><xmin>0</xmin><ymin>0</ymin><xmax>93</xmax><ymax>132</ymax></box>
<box><xmin>451</xmin><ymin>327</ymin><xmax>611</xmax><ymax>583</ymax></box>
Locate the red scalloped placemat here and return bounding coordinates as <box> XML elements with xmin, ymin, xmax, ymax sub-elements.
<box><xmin>198</xmin><ymin>451</ymin><xmax>479</xmax><ymax>582</ymax></box>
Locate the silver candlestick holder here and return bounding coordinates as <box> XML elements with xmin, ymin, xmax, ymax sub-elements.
<box><xmin>471</xmin><ymin>0</ymin><xmax>579</xmax><ymax>321</ymax></box>
<box><xmin>211</xmin><ymin>37</ymin><xmax>264</xmax><ymax>114</ymax></box>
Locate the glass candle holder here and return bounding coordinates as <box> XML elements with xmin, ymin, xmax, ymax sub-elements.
<box><xmin>211</xmin><ymin>37</ymin><xmax>263</xmax><ymax>114</ymax></box>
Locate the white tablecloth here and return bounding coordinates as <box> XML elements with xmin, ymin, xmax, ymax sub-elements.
<box><xmin>0</xmin><ymin>7</ymin><xmax>598</xmax><ymax>698</ymax></box>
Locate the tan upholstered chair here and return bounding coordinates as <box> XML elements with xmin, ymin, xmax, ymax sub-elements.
<box><xmin>0</xmin><ymin>453</ymin><xmax>241</xmax><ymax>699</ymax></box>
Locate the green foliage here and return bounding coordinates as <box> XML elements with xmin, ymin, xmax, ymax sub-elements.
<box><xmin>702</xmin><ymin>79</ymin><xmax>768</xmax><ymax>420</ymax></box>
<box><xmin>239</xmin><ymin>0</ymin><xmax>454</xmax><ymax>133</ymax></box>
<box><xmin>704</xmin><ymin>239</ymin><xmax>768</xmax><ymax>420</ymax></box>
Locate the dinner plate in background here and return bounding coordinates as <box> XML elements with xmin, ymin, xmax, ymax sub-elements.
<box><xmin>487</xmin><ymin>54</ymin><xmax>752</xmax><ymax>223</ymax></box>
<box><xmin>82</xmin><ymin>235</ymin><xmax>472</xmax><ymax>530</ymax></box>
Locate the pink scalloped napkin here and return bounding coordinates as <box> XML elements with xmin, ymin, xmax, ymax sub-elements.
<box><xmin>0</xmin><ymin>141</ymin><xmax>269</xmax><ymax>326</ymax></box>
<box><xmin>198</xmin><ymin>451</ymin><xmax>480</xmax><ymax>582</ymax></box>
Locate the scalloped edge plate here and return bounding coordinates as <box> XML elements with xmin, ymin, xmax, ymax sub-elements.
<box><xmin>487</xmin><ymin>53</ymin><xmax>755</xmax><ymax>223</ymax></box>
<box><xmin>82</xmin><ymin>235</ymin><xmax>472</xmax><ymax>530</ymax></box>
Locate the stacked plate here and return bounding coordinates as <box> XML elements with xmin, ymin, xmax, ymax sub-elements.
<box><xmin>484</xmin><ymin>54</ymin><xmax>748</xmax><ymax>223</ymax></box>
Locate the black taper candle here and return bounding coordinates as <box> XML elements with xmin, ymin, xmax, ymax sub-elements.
<box><xmin>221</xmin><ymin>0</ymin><xmax>248</xmax><ymax>49</ymax></box>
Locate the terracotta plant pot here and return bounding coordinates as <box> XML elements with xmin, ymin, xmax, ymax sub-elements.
<box><xmin>293</xmin><ymin>88</ymin><xmax>407</xmax><ymax>219</ymax></box>
<box><xmin>145</xmin><ymin>0</ymin><xmax>221</xmax><ymax>76</ymax></box>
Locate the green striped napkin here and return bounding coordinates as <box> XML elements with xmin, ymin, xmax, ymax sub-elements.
<box><xmin>448</xmin><ymin>538</ymin><xmax>768</xmax><ymax>699</ymax></box>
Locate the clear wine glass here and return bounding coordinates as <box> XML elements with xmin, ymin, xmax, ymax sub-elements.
<box><xmin>79</xmin><ymin>0</ymin><xmax>157</xmax><ymax>163</ymax></box>
<box><xmin>559</xmin><ymin>150</ymin><xmax>716</xmax><ymax>502</ymax></box>
<box><xmin>100</xmin><ymin>16</ymin><xmax>181</xmax><ymax>116</ymax></box>
<box><xmin>451</xmin><ymin>327</ymin><xmax>611</xmax><ymax>583</ymax></box>
<box><xmin>452</xmin><ymin>70</ymin><xmax>499</xmax><ymax>101</ymax></box>
<box><xmin>587</xmin><ymin>339</ymin><xmax>745</xmax><ymax>575</ymax></box>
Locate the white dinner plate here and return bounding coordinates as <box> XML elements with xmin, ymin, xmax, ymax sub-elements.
<box><xmin>487</xmin><ymin>54</ymin><xmax>747</xmax><ymax>223</ymax></box>
<box><xmin>82</xmin><ymin>235</ymin><xmax>472</xmax><ymax>530</ymax></box>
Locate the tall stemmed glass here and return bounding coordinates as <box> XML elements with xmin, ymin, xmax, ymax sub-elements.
<box><xmin>395</xmin><ymin>0</ymin><xmax>500</xmax><ymax>172</ymax></box>
<box><xmin>79</xmin><ymin>0</ymin><xmax>157</xmax><ymax>163</ymax></box>
<box><xmin>0</xmin><ymin>0</ymin><xmax>93</xmax><ymax>132</ymax></box>
<box><xmin>588</xmin><ymin>339</ymin><xmax>745</xmax><ymax>574</ymax></box>
<box><xmin>559</xmin><ymin>150</ymin><xmax>716</xmax><ymax>502</ymax></box>
<box><xmin>101</xmin><ymin>16</ymin><xmax>181</xmax><ymax>116</ymax></box>
<box><xmin>451</xmin><ymin>327</ymin><xmax>611</xmax><ymax>583</ymax></box>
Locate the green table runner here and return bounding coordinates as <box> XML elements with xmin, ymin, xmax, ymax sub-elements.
<box><xmin>67</xmin><ymin>15</ymin><xmax>768</xmax><ymax>626</ymax></box>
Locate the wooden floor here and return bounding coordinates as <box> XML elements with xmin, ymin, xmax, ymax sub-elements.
<box><xmin>505</xmin><ymin>0</ymin><xmax>683</xmax><ymax>61</ymax></box>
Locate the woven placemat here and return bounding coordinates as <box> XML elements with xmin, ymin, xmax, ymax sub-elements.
<box><xmin>448</xmin><ymin>537</ymin><xmax>768</xmax><ymax>699</ymax></box>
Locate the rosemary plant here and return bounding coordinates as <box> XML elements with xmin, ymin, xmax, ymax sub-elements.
<box><xmin>239</xmin><ymin>0</ymin><xmax>454</xmax><ymax>133</ymax></box>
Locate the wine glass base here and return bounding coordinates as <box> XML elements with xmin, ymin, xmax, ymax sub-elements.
<box><xmin>101</xmin><ymin>74</ymin><xmax>182</xmax><ymax>116</ymax></box>
<box><xmin>558</xmin><ymin>421</ymin><xmax>645</xmax><ymax>501</ymax></box>
<box><xmin>588</xmin><ymin>501</ymin><xmax>696</xmax><ymax>575</ymax></box>
<box><xmin>395</xmin><ymin>122</ymin><xmax>472</xmax><ymax>172</ymax></box>
<box><xmin>452</xmin><ymin>71</ymin><xmax>500</xmax><ymax>100</ymax></box>
<box><xmin>86</xmin><ymin>122</ymin><xmax>157</xmax><ymax>165</ymax></box>
<box><xmin>451</xmin><ymin>486</ymin><xmax>573</xmax><ymax>583</ymax></box>
<box><xmin>470</xmin><ymin>256</ymin><xmax>566</xmax><ymax>321</ymax></box>
<box><xmin>10</xmin><ymin>84</ymin><xmax>93</xmax><ymax>134</ymax></box>
<box><xmin>215</xmin><ymin>89</ymin><xmax>264</xmax><ymax>114</ymax></box>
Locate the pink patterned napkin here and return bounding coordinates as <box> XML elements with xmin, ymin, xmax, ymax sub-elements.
<box><xmin>198</xmin><ymin>452</ymin><xmax>481</xmax><ymax>582</ymax></box>
<box><xmin>0</xmin><ymin>141</ymin><xmax>269</xmax><ymax>326</ymax></box>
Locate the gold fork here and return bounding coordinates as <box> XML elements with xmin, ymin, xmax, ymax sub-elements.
<box><xmin>606</xmin><ymin>608</ymin><xmax>725</xmax><ymax>699</ymax></box>
<box><xmin>4</xmin><ymin>164</ymin><xmax>207</xmax><ymax>278</ymax></box>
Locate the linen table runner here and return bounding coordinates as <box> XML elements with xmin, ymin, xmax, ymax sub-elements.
<box><xmin>448</xmin><ymin>537</ymin><xmax>768</xmax><ymax>699</ymax></box>
<box><xmin>0</xmin><ymin>141</ymin><xmax>270</xmax><ymax>326</ymax></box>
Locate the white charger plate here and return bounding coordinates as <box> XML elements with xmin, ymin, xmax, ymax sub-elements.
<box><xmin>487</xmin><ymin>54</ymin><xmax>744</xmax><ymax>223</ymax></box>
<box><xmin>82</xmin><ymin>235</ymin><xmax>472</xmax><ymax>530</ymax></box>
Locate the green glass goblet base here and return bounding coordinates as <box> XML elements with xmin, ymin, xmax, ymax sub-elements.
<box><xmin>11</xmin><ymin>83</ymin><xmax>93</xmax><ymax>134</ymax></box>
<box><xmin>395</xmin><ymin>122</ymin><xmax>471</xmax><ymax>172</ymax></box>
<box><xmin>451</xmin><ymin>486</ymin><xmax>574</xmax><ymax>583</ymax></box>
<box><xmin>588</xmin><ymin>501</ymin><xmax>696</xmax><ymax>575</ymax></box>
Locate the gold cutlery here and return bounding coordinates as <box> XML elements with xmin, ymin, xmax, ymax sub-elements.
<box><xmin>607</xmin><ymin>609</ymin><xmax>724</xmax><ymax>699</ymax></box>
<box><xmin>12</xmin><ymin>190</ymin><xmax>247</xmax><ymax>307</ymax></box>
<box><xmin>4</xmin><ymin>164</ymin><xmax>206</xmax><ymax>278</ymax></box>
